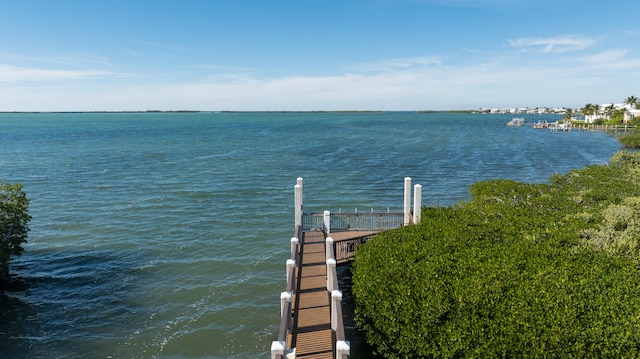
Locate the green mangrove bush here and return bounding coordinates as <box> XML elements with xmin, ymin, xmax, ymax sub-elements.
<box><xmin>0</xmin><ymin>182</ymin><xmax>31</xmax><ymax>281</ymax></box>
<box><xmin>618</xmin><ymin>133</ymin><xmax>640</xmax><ymax>149</ymax></box>
<box><xmin>352</xmin><ymin>151</ymin><xmax>640</xmax><ymax>358</ymax></box>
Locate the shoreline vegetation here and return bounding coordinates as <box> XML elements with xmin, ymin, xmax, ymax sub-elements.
<box><xmin>0</xmin><ymin>110</ymin><xmax>387</xmax><ymax>114</ymax></box>
<box><xmin>0</xmin><ymin>110</ymin><xmax>514</xmax><ymax>114</ymax></box>
<box><xmin>1</xmin><ymin>96</ymin><xmax>637</xmax><ymax>116</ymax></box>
<box><xmin>352</xmin><ymin>150</ymin><xmax>640</xmax><ymax>358</ymax></box>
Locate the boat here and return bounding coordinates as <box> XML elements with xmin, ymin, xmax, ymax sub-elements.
<box><xmin>507</xmin><ymin>117</ymin><xmax>525</xmax><ymax>126</ymax></box>
<box><xmin>547</xmin><ymin>121</ymin><xmax>572</xmax><ymax>132</ymax></box>
<box><xmin>533</xmin><ymin>120</ymin><xmax>549</xmax><ymax>129</ymax></box>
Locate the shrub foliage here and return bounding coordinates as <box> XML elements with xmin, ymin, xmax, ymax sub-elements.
<box><xmin>618</xmin><ymin>133</ymin><xmax>640</xmax><ymax>149</ymax></box>
<box><xmin>352</xmin><ymin>151</ymin><xmax>640</xmax><ymax>358</ymax></box>
<box><xmin>0</xmin><ymin>182</ymin><xmax>31</xmax><ymax>280</ymax></box>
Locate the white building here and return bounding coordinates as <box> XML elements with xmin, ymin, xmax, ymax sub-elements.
<box><xmin>624</xmin><ymin>108</ymin><xmax>640</xmax><ymax>123</ymax></box>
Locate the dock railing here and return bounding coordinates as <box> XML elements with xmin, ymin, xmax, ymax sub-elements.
<box><xmin>306</xmin><ymin>211</ymin><xmax>406</xmax><ymax>263</ymax></box>
<box><xmin>271</xmin><ymin>225</ymin><xmax>302</xmax><ymax>359</ymax></box>
<box><xmin>574</xmin><ymin>124</ymin><xmax>632</xmax><ymax>132</ymax></box>
<box><xmin>326</xmin><ymin>236</ymin><xmax>350</xmax><ymax>359</ymax></box>
<box><xmin>334</xmin><ymin>233</ymin><xmax>377</xmax><ymax>263</ymax></box>
<box><xmin>303</xmin><ymin>211</ymin><xmax>405</xmax><ymax>232</ymax></box>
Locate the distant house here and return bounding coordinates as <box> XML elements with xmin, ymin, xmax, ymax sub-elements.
<box><xmin>584</xmin><ymin>103</ymin><xmax>628</xmax><ymax>123</ymax></box>
<box><xmin>584</xmin><ymin>114</ymin><xmax>599</xmax><ymax>123</ymax></box>
<box><xmin>624</xmin><ymin>108</ymin><xmax>640</xmax><ymax>123</ymax></box>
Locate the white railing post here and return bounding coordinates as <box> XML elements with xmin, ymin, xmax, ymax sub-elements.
<box><xmin>295</xmin><ymin>179</ymin><xmax>303</xmax><ymax>230</ymax></box>
<box><xmin>324</xmin><ymin>210</ymin><xmax>331</xmax><ymax>234</ymax></box>
<box><xmin>326</xmin><ymin>258</ymin><xmax>337</xmax><ymax>291</ymax></box>
<box><xmin>325</xmin><ymin>236</ymin><xmax>334</xmax><ymax>262</ymax></box>
<box><xmin>290</xmin><ymin>237</ymin><xmax>299</xmax><ymax>259</ymax></box>
<box><xmin>336</xmin><ymin>340</ymin><xmax>351</xmax><ymax>359</ymax></box>
<box><xmin>413</xmin><ymin>184</ymin><xmax>422</xmax><ymax>224</ymax></box>
<box><xmin>271</xmin><ymin>340</ymin><xmax>286</xmax><ymax>359</ymax></box>
<box><xmin>280</xmin><ymin>292</ymin><xmax>291</xmax><ymax>317</ymax></box>
<box><xmin>331</xmin><ymin>290</ymin><xmax>342</xmax><ymax>331</ymax></box>
<box><xmin>286</xmin><ymin>259</ymin><xmax>296</xmax><ymax>284</ymax></box>
<box><xmin>404</xmin><ymin>177</ymin><xmax>412</xmax><ymax>225</ymax></box>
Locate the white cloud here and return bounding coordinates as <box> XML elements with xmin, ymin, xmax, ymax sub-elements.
<box><xmin>508</xmin><ymin>35</ymin><xmax>596</xmax><ymax>52</ymax></box>
<box><xmin>357</xmin><ymin>56</ymin><xmax>443</xmax><ymax>72</ymax></box>
<box><xmin>0</xmin><ymin>64</ymin><xmax>111</xmax><ymax>82</ymax></box>
<box><xmin>1</xmin><ymin>40</ymin><xmax>639</xmax><ymax>112</ymax></box>
<box><xmin>0</xmin><ymin>63</ymin><xmax>620</xmax><ymax>111</ymax></box>
<box><xmin>0</xmin><ymin>52</ymin><xmax>111</xmax><ymax>67</ymax></box>
<box><xmin>577</xmin><ymin>49</ymin><xmax>628</xmax><ymax>65</ymax></box>
<box><xmin>462</xmin><ymin>48</ymin><xmax>484</xmax><ymax>54</ymax></box>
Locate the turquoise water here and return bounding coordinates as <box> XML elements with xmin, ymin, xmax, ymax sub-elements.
<box><xmin>0</xmin><ymin>112</ymin><xmax>621</xmax><ymax>358</ymax></box>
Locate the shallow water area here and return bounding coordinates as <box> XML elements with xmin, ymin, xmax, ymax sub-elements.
<box><xmin>0</xmin><ymin>112</ymin><xmax>621</xmax><ymax>358</ymax></box>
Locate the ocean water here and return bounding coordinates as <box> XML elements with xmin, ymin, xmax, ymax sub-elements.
<box><xmin>0</xmin><ymin>112</ymin><xmax>621</xmax><ymax>358</ymax></box>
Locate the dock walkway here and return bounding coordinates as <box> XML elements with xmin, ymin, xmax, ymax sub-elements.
<box><xmin>292</xmin><ymin>231</ymin><xmax>331</xmax><ymax>358</ymax></box>
<box><xmin>290</xmin><ymin>231</ymin><xmax>377</xmax><ymax>358</ymax></box>
<box><xmin>271</xmin><ymin>177</ymin><xmax>422</xmax><ymax>359</ymax></box>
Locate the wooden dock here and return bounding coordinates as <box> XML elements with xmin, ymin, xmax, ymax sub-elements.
<box><xmin>288</xmin><ymin>230</ymin><xmax>377</xmax><ymax>358</ymax></box>
<box><xmin>271</xmin><ymin>177</ymin><xmax>420</xmax><ymax>359</ymax></box>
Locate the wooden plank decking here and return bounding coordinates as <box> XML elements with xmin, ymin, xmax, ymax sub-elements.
<box><xmin>288</xmin><ymin>230</ymin><xmax>378</xmax><ymax>358</ymax></box>
<box><xmin>290</xmin><ymin>231</ymin><xmax>332</xmax><ymax>358</ymax></box>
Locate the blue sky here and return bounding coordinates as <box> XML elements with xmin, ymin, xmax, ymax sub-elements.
<box><xmin>0</xmin><ymin>0</ymin><xmax>638</xmax><ymax>111</ymax></box>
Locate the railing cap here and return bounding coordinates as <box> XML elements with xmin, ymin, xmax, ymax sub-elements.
<box><xmin>271</xmin><ymin>340</ymin><xmax>286</xmax><ymax>352</ymax></box>
<box><xmin>336</xmin><ymin>340</ymin><xmax>351</xmax><ymax>351</ymax></box>
<box><xmin>286</xmin><ymin>259</ymin><xmax>296</xmax><ymax>266</ymax></box>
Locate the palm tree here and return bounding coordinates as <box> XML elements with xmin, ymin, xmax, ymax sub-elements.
<box><xmin>624</xmin><ymin>96</ymin><xmax>638</xmax><ymax>109</ymax></box>
<box><xmin>580</xmin><ymin>103</ymin><xmax>598</xmax><ymax>121</ymax></box>
<box><xmin>605</xmin><ymin>103</ymin><xmax>615</xmax><ymax>119</ymax></box>
<box><xmin>562</xmin><ymin>108</ymin><xmax>574</xmax><ymax>121</ymax></box>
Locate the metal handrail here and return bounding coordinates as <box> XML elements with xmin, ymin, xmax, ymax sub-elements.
<box><xmin>334</xmin><ymin>298</ymin><xmax>347</xmax><ymax>343</ymax></box>
<box><xmin>331</xmin><ymin>212</ymin><xmax>404</xmax><ymax>231</ymax></box>
<box><xmin>326</xmin><ymin>237</ymin><xmax>350</xmax><ymax>358</ymax></box>
<box><xmin>334</xmin><ymin>234</ymin><xmax>376</xmax><ymax>263</ymax></box>
<box><xmin>295</xmin><ymin>225</ymin><xmax>303</xmax><ymax>246</ymax></box>
<box><xmin>277</xmin><ymin>300</ymin><xmax>292</xmax><ymax>341</ymax></box>
<box><xmin>303</xmin><ymin>212</ymin><xmax>404</xmax><ymax>232</ymax></box>
<box><xmin>302</xmin><ymin>212</ymin><xmax>324</xmax><ymax>231</ymax></box>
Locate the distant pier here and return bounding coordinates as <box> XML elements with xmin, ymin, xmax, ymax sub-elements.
<box><xmin>574</xmin><ymin>124</ymin><xmax>633</xmax><ymax>132</ymax></box>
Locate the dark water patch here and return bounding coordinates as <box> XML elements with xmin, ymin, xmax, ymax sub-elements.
<box><xmin>3</xmin><ymin>248</ymin><xmax>146</xmax><ymax>358</ymax></box>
